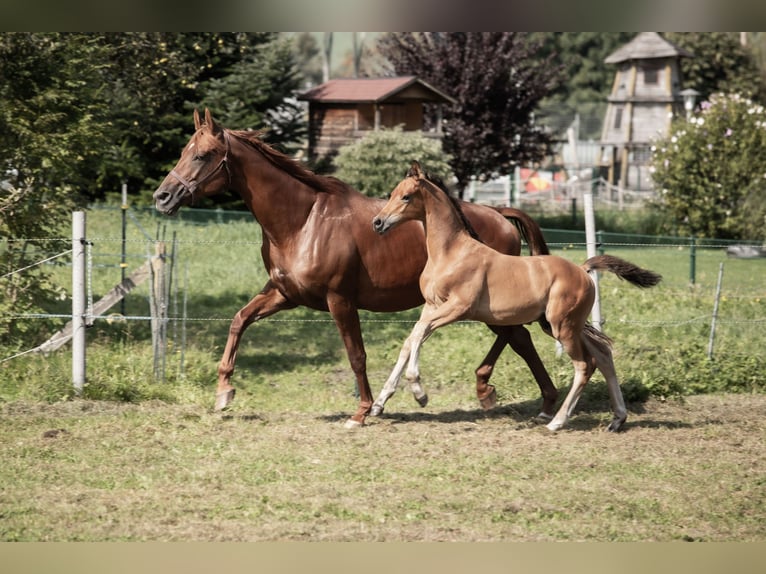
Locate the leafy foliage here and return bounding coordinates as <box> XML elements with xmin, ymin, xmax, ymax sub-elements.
<box><xmin>378</xmin><ymin>33</ymin><xmax>562</xmax><ymax>197</ymax></box>
<box><xmin>533</xmin><ymin>33</ymin><xmax>635</xmax><ymax>139</ymax></box>
<box><xmin>666</xmin><ymin>32</ymin><xmax>763</xmax><ymax>103</ymax></box>
<box><xmin>196</xmin><ymin>35</ymin><xmax>306</xmax><ymax>155</ymax></box>
<box><xmin>0</xmin><ymin>33</ymin><xmax>110</xmax><ymax>347</ymax></box>
<box><xmin>650</xmin><ymin>92</ymin><xmax>766</xmax><ymax>239</ymax></box>
<box><xmin>333</xmin><ymin>128</ymin><xmax>453</xmax><ymax>198</ymax></box>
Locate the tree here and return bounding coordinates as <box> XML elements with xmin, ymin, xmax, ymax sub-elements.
<box><xmin>0</xmin><ymin>33</ymin><xmax>112</xmax><ymax>347</ymax></box>
<box><xmin>195</xmin><ymin>35</ymin><xmax>306</xmax><ymax>154</ymax></box>
<box><xmin>665</xmin><ymin>33</ymin><xmax>764</xmax><ymax>104</ymax></box>
<box><xmin>533</xmin><ymin>33</ymin><xmax>634</xmax><ymax>139</ymax></box>
<box><xmin>333</xmin><ymin>128</ymin><xmax>453</xmax><ymax>198</ymax></box>
<box><xmin>650</xmin><ymin>92</ymin><xmax>766</xmax><ymax>239</ymax></box>
<box><xmin>378</xmin><ymin>32</ymin><xmax>562</xmax><ymax>198</ymax></box>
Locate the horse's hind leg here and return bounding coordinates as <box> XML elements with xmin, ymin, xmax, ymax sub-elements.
<box><xmin>488</xmin><ymin>325</ymin><xmax>558</xmax><ymax>418</ymax></box>
<box><xmin>474</xmin><ymin>333</ymin><xmax>506</xmax><ymax>410</ymax></box>
<box><xmin>215</xmin><ymin>284</ymin><xmax>295</xmax><ymax>411</ymax></box>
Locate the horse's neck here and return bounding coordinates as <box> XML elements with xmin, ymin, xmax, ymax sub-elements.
<box><xmin>422</xmin><ymin>186</ymin><xmax>468</xmax><ymax>257</ymax></box>
<box><xmin>233</xmin><ymin>142</ymin><xmax>317</xmax><ymax>243</ymax></box>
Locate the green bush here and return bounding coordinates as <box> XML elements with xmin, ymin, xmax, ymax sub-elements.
<box><xmin>333</xmin><ymin>127</ymin><xmax>453</xmax><ymax>198</ymax></box>
<box><xmin>650</xmin><ymin>93</ymin><xmax>766</xmax><ymax>240</ymax></box>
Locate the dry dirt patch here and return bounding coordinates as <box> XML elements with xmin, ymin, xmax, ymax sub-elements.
<box><xmin>0</xmin><ymin>394</ymin><xmax>764</xmax><ymax>541</ymax></box>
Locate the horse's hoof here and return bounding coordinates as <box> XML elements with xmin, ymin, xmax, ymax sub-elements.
<box><xmin>344</xmin><ymin>418</ymin><xmax>363</xmax><ymax>430</ymax></box>
<box><xmin>415</xmin><ymin>393</ymin><xmax>429</xmax><ymax>408</ymax></box>
<box><xmin>214</xmin><ymin>388</ymin><xmax>236</xmax><ymax>411</ymax></box>
<box><xmin>478</xmin><ymin>387</ymin><xmax>497</xmax><ymax>410</ymax></box>
<box><xmin>607</xmin><ymin>418</ymin><xmax>626</xmax><ymax>432</ymax></box>
<box><xmin>536</xmin><ymin>412</ymin><xmax>553</xmax><ymax>421</ymax></box>
<box><xmin>370</xmin><ymin>404</ymin><xmax>384</xmax><ymax>417</ymax></box>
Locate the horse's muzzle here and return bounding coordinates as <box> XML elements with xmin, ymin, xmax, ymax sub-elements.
<box><xmin>153</xmin><ymin>187</ymin><xmax>183</xmax><ymax>216</ymax></box>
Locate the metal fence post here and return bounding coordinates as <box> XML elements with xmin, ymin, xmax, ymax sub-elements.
<box><xmin>72</xmin><ymin>211</ymin><xmax>86</xmax><ymax>393</ymax></box>
<box><xmin>689</xmin><ymin>236</ymin><xmax>697</xmax><ymax>285</ymax></box>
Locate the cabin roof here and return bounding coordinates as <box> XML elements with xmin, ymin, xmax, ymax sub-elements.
<box><xmin>298</xmin><ymin>76</ymin><xmax>457</xmax><ymax>105</ymax></box>
<box><xmin>605</xmin><ymin>32</ymin><xmax>693</xmax><ymax>64</ymax></box>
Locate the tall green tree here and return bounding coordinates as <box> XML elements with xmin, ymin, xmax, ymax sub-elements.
<box><xmin>195</xmin><ymin>35</ymin><xmax>306</xmax><ymax>153</ymax></box>
<box><xmin>533</xmin><ymin>32</ymin><xmax>634</xmax><ymax>139</ymax></box>
<box><xmin>378</xmin><ymin>32</ymin><xmax>562</xmax><ymax>198</ymax></box>
<box><xmin>0</xmin><ymin>33</ymin><xmax>112</xmax><ymax>347</ymax></box>
<box><xmin>666</xmin><ymin>32</ymin><xmax>764</xmax><ymax>104</ymax></box>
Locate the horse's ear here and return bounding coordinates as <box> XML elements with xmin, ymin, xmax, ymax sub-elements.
<box><xmin>204</xmin><ymin>108</ymin><xmax>222</xmax><ymax>135</ymax></box>
<box><xmin>193</xmin><ymin>109</ymin><xmax>201</xmax><ymax>130</ymax></box>
<box><xmin>410</xmin><ymin>160</ymin><xmax>424</xmax><ymax>179</ymax></box>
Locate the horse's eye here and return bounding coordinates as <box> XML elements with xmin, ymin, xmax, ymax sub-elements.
<box><xmin>401</xmin><ymin>194</ymin><xmax>411</xmax><ymax>202</ymax></box>
<box><xmin>193</xmin><ymin>153</ymin><xmax>208</xmax><ymax>162</ymax></box>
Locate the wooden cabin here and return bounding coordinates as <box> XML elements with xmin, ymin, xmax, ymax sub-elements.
<box><xmin>298</xmin><ymin>76</ymin><xmax>456</xmax><ymax>162</ymax></box>
<box><xmin>600</xmin><ymin>32</ymin><xmax>693</xmax><ymax>190</ymax></box>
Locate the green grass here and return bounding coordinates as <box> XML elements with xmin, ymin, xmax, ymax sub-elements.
<box><xmin>2</xmin><ymin>205</ymin><xmax>765</xmax><ymax>406</ymax></box>
<box><xmin>1</xmin><ymin>206</ymin><xmax>765</xmax><ymax>541</ymax></box>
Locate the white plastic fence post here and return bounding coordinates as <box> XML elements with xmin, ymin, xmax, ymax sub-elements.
<box><xmin>72</xmin><ymin>211</ymin><xmax>86</xmax><ymax>393</ymax></box>
<box><xmin>583</xmin><ymin>193</ymin><xmax>602</xmax><ymax>331</ymax></box>
<box><xmin>707</xmin><ymin>262</ymin><xmax>724</xmax><ymax>360</ymax></box>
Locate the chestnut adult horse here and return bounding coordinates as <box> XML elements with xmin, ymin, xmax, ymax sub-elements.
<box><xmin>153</xmin><ymin>109</ymin><xmax>557</xmax><ymax>428</ymax></box>
<box><xmin>372</xmin><ymin>161</ymin><xmax>662</xmax><ymax>431</ymax></box>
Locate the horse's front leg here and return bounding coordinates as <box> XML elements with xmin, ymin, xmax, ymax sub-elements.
<box><xmin>326</xmin><ymin>294</ymin><xmax>373</xmax><ymax>429</ymax></box>
<box><xmin>215</xmin><ymin>283</ymin><xmax>295</xmax><ymax>411</ymax></box>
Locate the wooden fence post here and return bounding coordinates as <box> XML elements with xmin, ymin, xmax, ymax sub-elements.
<box><xmin>150</xmin><ymin>241</ymin><xmax>167</xmax><ymax>380</ymax></box>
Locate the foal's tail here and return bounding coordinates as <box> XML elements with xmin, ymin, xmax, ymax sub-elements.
<box><xmin>582</xmin><ymin>254</ymin><xmax>662</xmax><ymax>288</ymax></box>
<box><xmin>494</xmin><ymin>207</ymin><xmax>550</xmax><ymax>256</ymax></box>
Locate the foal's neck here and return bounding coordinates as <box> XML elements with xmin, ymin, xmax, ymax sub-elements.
<box><xmin>421</xmin><ymin>184</ymin><xmax>471</xmax><ymax>252</ymax></box>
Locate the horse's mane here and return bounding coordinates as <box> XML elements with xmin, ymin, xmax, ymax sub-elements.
<box><xmin>228</xmin><ymin>129</ymin><xmax>348</xmax><ymax>194</ymax></box>
<box><xmin>414</xmin><ymin>167</ymin><xmax>483</xmax><ymax>243</ymax></box>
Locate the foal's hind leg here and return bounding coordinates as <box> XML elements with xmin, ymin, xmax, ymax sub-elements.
<box><xmin>546</xmin><ymin>332</ymin><xmax>596</xmax><ymax>432</ymax></box>
<box><xmin>582</xmin><ymin>334</ymin><xmax>627</xmax><ymax>432</ymax></box>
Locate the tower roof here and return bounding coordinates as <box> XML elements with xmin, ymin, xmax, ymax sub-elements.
<box><xmin>604</xmin><ymin>32</ymin><xmax>693</xmax><ymax>64</ymax></box>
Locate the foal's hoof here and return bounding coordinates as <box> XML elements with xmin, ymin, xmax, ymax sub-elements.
<box><xmin>415</xmin><ymin>393</ymin><xmax>429</xmax><ymax>408</ymax></box>
<box><xmin>546</xmin><ymin>419</ymin><xmax>565</xmax><ymax>432</ymax></box>
<box><xmin>369</xmin><ymin>404</ymin><xmax>384</xmax><ymax>417</ymax></box>
<box><xmin>214</xmin><ymin>388</ymin><xmax>236</xmax><ymax>411</ymax></box>
<box><xmin>478</xmin><ymin>386</ymin><xmax>497</xmax><ymax>410</ymax></box>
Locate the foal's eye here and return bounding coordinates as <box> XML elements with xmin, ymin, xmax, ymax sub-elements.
<box><xmin>401</xmin><ymin>194</ymin><xmax>411</xmax><ymax>202</ymax></box>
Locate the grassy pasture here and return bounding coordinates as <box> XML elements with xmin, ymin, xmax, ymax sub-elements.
<box><xmin>1</xmin><ymin>207</ymin><xmax>765</xmax><ymax>541</ymax></box>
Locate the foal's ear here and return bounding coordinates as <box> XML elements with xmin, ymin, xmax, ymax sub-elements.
<box><xmin>193</xmin><ymin>109</ymin><xmax>202</xmax><ymax>130</ymax></box>
<box><xmin>409</xmin><ymin>160</ymin><xmax>424</xmax><ymax>179</ymax></box>
<box><xmin>204</xmin><ymin>108</ymin><xmax>222</xmax><ymax>135</ymax></box>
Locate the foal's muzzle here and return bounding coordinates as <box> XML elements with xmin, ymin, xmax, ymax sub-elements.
<box><xmin>372</xmin><ymin>216</ymin><xmax>387</xmax><ymax>235</ymax></box>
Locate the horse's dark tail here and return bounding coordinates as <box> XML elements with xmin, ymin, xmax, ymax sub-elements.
<box><xmin>582</xmin><ymin>254</ymin><xmax>662</xmax><ymax>288</ymax></box>
<box><xmin>493</xmin><ymin>207</ymin><xmax>550</xmax><ymax>256</ymax></box>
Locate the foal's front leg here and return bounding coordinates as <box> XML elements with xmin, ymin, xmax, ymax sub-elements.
<box><xmin>369</xmin><ymin>332</ymin><xmax>415</xmax><ymax>416</ymax></box>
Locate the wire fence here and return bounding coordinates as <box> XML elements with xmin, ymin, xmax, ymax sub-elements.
<box><xmin>2</xmin><ymin>206</ymin><xmax>765</xmax><ymax>371</ymax></box>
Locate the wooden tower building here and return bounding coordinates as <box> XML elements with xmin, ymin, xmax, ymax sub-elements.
<box><xmin>600</xmin><ymin>32</ymin><xmax>693</xmax><ymax>190</ymax></box>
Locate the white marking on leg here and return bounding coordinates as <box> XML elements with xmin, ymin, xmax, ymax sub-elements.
<box><xmin>372</xmin><ymin>332</ymin><xmax>414</xmax><ymax>413</ymax></box>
